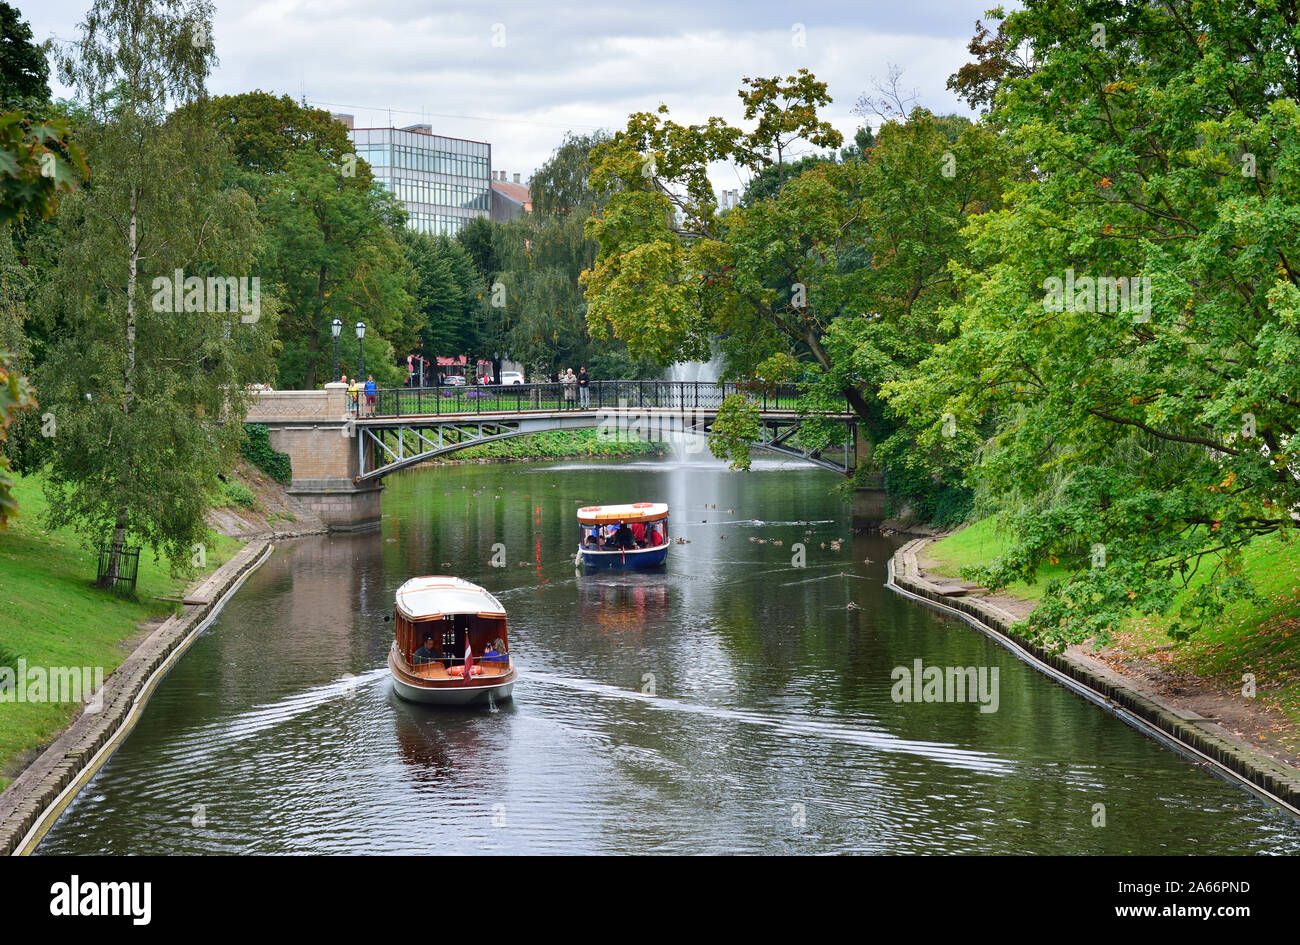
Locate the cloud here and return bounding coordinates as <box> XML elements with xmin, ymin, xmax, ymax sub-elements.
<box><xmin>28</xmin><ymin>0</ymin><xmax>996</xmax><ymax>182</ymax></box>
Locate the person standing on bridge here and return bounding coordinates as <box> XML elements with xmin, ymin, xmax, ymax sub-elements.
<box><xmin>578</xmin><ymin>367</ymin><xmax>590</xmax><ymax>409</ymax></box>
<box><xmin>348</xmin><ymin>377</ymin><xmax>361</xmax><ymax>415</ymax></box>
<box><xmin>364</xmin><ymin>375</ymin><xmax>376</xmax><ymax>416</ymax></box>
<box><xmin>562</xmin><ymin>368</ymin><xmax>577</xmax><ymax>410</ymax></box>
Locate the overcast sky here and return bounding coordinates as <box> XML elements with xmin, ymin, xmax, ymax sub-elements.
<box><xmin>25</xmin><ymin>0</ymin><xmax>999</xmax><ymax>187</ymax></box>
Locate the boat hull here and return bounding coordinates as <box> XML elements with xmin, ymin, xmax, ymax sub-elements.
<box><xmin>578</xmin><ymin>545</ymin><xmax>668</xmax><ymax>570</ymax></box>
<box><xmin>388</xmin><ymin>646</ymin><xmax>516</xmax><ymax>705</ymax></box>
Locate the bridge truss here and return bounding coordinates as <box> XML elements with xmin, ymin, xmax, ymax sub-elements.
<box><xmin>353</xmin><ymin>408</ymin><xmax>857</xmax><ymax>482</ymax></box>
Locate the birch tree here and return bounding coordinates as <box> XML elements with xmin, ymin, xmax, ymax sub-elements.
<box><xmin>40</xmin><ymin>0</ymin><xmax>274</xmax><ymax>584</ymax></box>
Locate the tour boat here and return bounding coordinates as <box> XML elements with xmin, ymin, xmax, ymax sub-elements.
<box><xmin>576</xmin><ymin>503</ymin><xmax>670</xmax><ymax>570</ymax></box>
<box><xmin>388</xmin><ymin>576</ymin><xmax>517</xmax><ymax>705</ymax></box>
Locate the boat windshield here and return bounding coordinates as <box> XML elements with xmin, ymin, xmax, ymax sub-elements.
<box><xmin>580</xmin><ymin>519</ymin><xmax>668</xmax><ymax>550</ymax></box>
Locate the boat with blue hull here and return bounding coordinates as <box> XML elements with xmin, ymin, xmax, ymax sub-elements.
<box><xmin>577</xmin><ymin>503</ymin><xmax>670</xmax><ymax>570</ymax></box>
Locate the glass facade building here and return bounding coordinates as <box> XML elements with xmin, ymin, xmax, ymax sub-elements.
<box><xmin>348</xmin><ymin>126</ymin><xmax>491</xmax><ymax>236</ymax></box>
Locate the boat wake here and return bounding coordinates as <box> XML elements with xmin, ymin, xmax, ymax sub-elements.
<box><xmin>157</xmin><ymin>668</ymin><xmax>391</xmax><ymax>756</ymax></box>
<box><xmin>520</xmin><ymin>670</ymin><xmax>1016</xmax><ymax>775</ymax></box>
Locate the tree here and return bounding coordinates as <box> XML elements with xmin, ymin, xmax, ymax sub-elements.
<box><xmin>889</xmin><ymin>0</ymin><xmax>1300</xmax><ymax>645</ymax></box>
<box><xmin>582</xmin><ymin>72</ymin><xmax>1008</xmax><ymax>478</ymax></box>
<box><xmin>581</xmin><ymin>70</ymin><xmax>849</xmax><ymax>412</ymax></box>
<box><xmin>817</xmin><ymin>110</ymin><xmax>1010</xmax><ymax>513</ymax></box>
<box><xmin>477</xmin><ymin>130</ymin><xmax>656</xmax><ymax>379</ymax></box>
<box><xmin>259</xmin><ymin>146</ymin><xmax>413</xmax><ymax>387</ymax></box>
<box><xmin>947</xmin><ymin>15</ymin><xmax>1037</xmax><ymax>114</ymax></box>
<box><xmin>184</xmin><ymin>91</ymin><xmax>413</xmax><ymax>388</ymax></box>
<box><xmin>528</xmin><ymin>130</ymin><xmax>607</xmax><ymax>216</ymax></box>
<box><xmin>41</xmin><ymin>0</ymin><xmax>275</xmax><ymax>583</ymax></box>
<box><xmin>403</xmin><ymin>229</ymin><xmax>479</xmax><ymax>361</ymax></box>
<box><xmin>202</xmin><ymin>90</ymin><xmax>353</xmax><ymax>177</ymax></box>
<box><xmin>0</xmin><ymin>11</ymin><xmax>86</xmax><ymax>524</ymax></box>
<box><xmin>0</xmin><ymin>1</ymin><xmax>50</xmax><ymax>110</ymax></box>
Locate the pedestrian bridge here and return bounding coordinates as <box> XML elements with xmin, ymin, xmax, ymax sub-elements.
<box><xmin>245</xmin><ymin>380</ymin><xmax>860</xmax><ymax>529</ymax></box>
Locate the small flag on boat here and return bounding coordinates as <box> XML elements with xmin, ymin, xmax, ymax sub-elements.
<box><xmin>464</xmin><ymin>638</ymin><xmax>474</xmax><ymax>680</ymax></box>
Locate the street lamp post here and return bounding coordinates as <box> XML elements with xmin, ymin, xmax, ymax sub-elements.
<box><xmin>331</xmin><ymin>318</ymin><xmax>342</xmax><ymax>381</ymax></box>
<box><xmin>355</xmin><ymin>321</ymin><xmax>366</xmax><ymax>380</ymax></box>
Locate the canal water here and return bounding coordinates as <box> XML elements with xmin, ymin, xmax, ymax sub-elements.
<box><xmin>37</xmin><ymin>456</ymin><xmax>1300</xmax><ymax>854</ymax></box>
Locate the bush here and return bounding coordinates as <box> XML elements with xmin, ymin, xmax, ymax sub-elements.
<box><xmin>883</xmin><ymin>460</ymin><xmax>973</xmax><ymax>527</ymax></box>
<box><xmin>241</xmin><ymin>424</ymin><xmax>291</xmax><ymax>485</ymax></box>
<box><xmin>223</xmin><ymin>481</ymin><xmax>256</xmax><ymax>509</ymax></box>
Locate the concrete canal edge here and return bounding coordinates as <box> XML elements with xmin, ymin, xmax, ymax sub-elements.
<box><xmin>0</xmin><ymin>540</ymin><xmax>275</xmax><ymax>856</ymax></box>
<box><xmin>888</xmin><ymin>537</ymin><xmax>1300</xmax><ymax>817</ymax></box>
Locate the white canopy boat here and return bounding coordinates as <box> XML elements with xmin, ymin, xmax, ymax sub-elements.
<box><xmin>387</xmin><ymin>576</ymin><xmax>517</xmax><ymax>705</ymax></box>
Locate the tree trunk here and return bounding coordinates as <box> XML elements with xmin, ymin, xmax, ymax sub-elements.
<box><xmin>100</xmin><ymin>506</ymin><xmax>129</xmax><ymax>589</ymax></box>
<box><xmin>804</xmin><ymin>328</ymin><xmax>877</xmax><ymax>437</ymax></box>
<box><xmin>102</xmin><ymin>187</ymin><xmax>139</xmax><ymax>589</ymax></box>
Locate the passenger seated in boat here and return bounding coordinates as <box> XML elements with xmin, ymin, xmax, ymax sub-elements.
<box><xmin>584</xmin><ymin>528</ymin><xmax>599</xmax><ymax>549</ymax></box>
<box><xmin>614</xmin><ymin>524</ymin><xmax>637</xmax><ymax>548</ymax></box>
<box><xmin>412</xmin><ymin>633</ymin><xmax>439</xmax><ymax>665</ymax></box>
<box><xmin>630</xmin><ymin>522</ymin><xmax>647</xmax><ymax>547</ymax></box>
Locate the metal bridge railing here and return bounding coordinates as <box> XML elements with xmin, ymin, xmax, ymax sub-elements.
<box><xmin>370</xmin><ymin>380</ymin><xmax>807</xmax><ymax>418</ymax></box>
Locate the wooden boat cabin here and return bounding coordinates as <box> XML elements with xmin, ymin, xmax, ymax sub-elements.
<box><xmin>387</xmin><ymin>576</ymin><xmax>517</xmax><ymax>705</ymax></box>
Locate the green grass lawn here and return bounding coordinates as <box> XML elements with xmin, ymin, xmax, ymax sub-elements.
<box><xmin>924</xmin><ymin>516</ymin><xmax>1071</xmax><ymax>600</ymax></box>
<box><xmin>928</xmin><ymin>517</ymin><xmax>1300</xmax><ymax>732</ymax></box>
<box><xmin>0</xmin><ymin>473</ymin><xmax>242</xmax><ymax>790</ymax></box>
<box><xmin>1121</xmin><ymin>531</ymin><xmax>1300</xmax><ymax>730</ymax></box>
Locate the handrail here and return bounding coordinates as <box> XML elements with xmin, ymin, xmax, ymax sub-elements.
<box><xmin>370</xmin><ymin>380</ymin><xmax>813</xmax><ymax>418</ymax></box>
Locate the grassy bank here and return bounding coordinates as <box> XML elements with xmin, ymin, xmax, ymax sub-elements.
<box><xmin>928</xmin><ymin>518</ymin><xmax>1300</xmax><ymax>731</ymax></box>
<box><xmin>0</xmin><ymin>473</ymin><xmax>241</xmax><ymax>791</ymax></box>
<box><xmin>441</xmin><ymin>429</ymin><xmax>670</xmax><ymax>462</ymax></box>
<box><xmin>922</xmin><ymin>516</ymin><xmax>1070</xmax><ymax>600</ymax></box>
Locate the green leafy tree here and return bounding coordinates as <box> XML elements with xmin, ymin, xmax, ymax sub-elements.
<box><xmin>581</xmin><ymin>70</ymin><xmax>850</xmax><ymax>411</ymax></box>
<box><xmin>708</xmin><ymin>393</ymin><xmax>760</xmax><ymax>470</ymax></box>
<box><xmin>481</xmin><ymin>130</ymin><xmax>656</xmax><ymax>379</ymax></box>
<box><xmin>40</xmin><ymin>0</ymin><xmax>275</xmax><ymax>583</ymax></box>
<box><xmin>201</xmin><ymin>90</ymin><xmax>353</xmax><ymax>181</ymax></box>
<box><xmin>889</xmin><ymin>0</ymin><xmax>1300</xmax><ymax>645</ymax></box>
<box><xmin>0</xmin><ymin>8</ymin><xmax>86</xmax><ymax>525</ymax></box>
<box><xmin>0</xmin><ymin>1</ymin><xmax>50</xmax><ymax>110</ymax></box>
<box><xmin>404</xmin><ymin>229</ymin><xmax>481</xmax><ymax>363</ymax></box>
<box><xmin>259</xmin><ymin>147</ymin><xmax>413</xmax><ymax>387</ymax></box>
<box><xmin>583</xmin><ymin>73</ymin><xmax>1008</xmax><ymax>477</ymax></box>
<box><xmin>0</xmin><ymin>347</ymin><xmax>34</xmax><ymax>524</ymax></box>
<box><xmin>819</xmin><ymin>110</ymin><xmax>1009</xmax><ymax>508</ymax></box>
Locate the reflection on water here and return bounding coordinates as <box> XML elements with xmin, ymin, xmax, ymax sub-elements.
<box><xmin>36</xmin><ymin>456</ymin><xmax>1300</xmax><ymax>854</ymax></box>
<box><xmin>578</xmin><ymin>574</ymin><xmax>671</xmax><ymax>633</ymax></box>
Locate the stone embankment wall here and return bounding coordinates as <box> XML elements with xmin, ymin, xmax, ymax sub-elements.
<box><xmin>0</xmin><ymin>541</ymin><xmax>273</xmax><ymax>855</ymax></box>
<box><xmin>891</xmin><ymin>537</ymin><xmax>1300</xmax><ymax>812</ymax></box>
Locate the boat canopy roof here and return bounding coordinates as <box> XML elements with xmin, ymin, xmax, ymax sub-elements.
<box><xmin>577</xmin><ymin>502</ymin><xmax>669</xmax><ymax>525</ymax></box>
<box><xmin>395</xmin><ymin>576</ymin><xmax>506</xmax><ymax>621</ymax></box>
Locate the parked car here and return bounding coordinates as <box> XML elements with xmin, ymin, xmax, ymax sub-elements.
<box><xmin>499</xmin><ymin>371</ymin><xmax>524</xmax><ymax>385</ymax></box>
<box><xmin>440</xmin><ymin>374</ymin><xmax>466</xmax><ymax>387</ymax></box>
